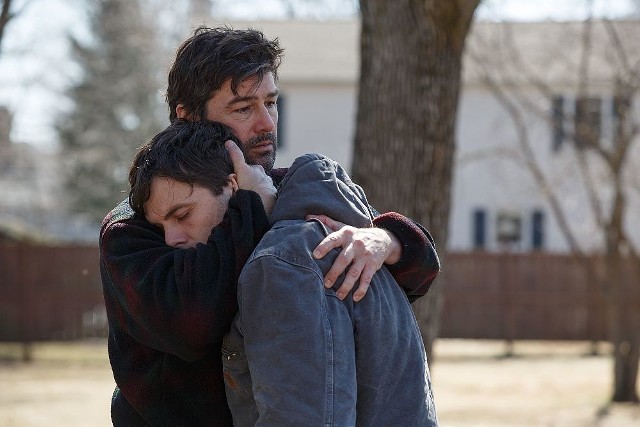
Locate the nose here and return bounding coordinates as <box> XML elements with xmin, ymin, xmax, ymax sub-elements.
<box><xmin>254</xmin><ymin>105</ymin><xmax>276</xmax><ymax>134</ymax></box>
<box><xmin>164</xmin><ymin>226</ymin><xmax>188</xmax><ymax>248</ymax></box>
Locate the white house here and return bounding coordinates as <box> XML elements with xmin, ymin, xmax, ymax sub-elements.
<box><xmin>196</xmin><ymin>18</ymin><xmax>640</xmax><ymax>254</ymax></box>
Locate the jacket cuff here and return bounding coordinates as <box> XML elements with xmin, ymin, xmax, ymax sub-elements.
<box><xmin>372</xmin><ymin>212</ymin><xmax>440</xmax><ymax>299</ymax></box>
<box><xmin>373</xmin><ymin>212</ymin><xmax>430</xmax><ymax>269</ymax></box>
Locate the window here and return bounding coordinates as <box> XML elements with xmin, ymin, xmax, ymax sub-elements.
<box><xmin>612</xmin><ymin>95</ymin><xmax>631</xmax><ymax>147</ymax></box>
<box><xmin>531</xmin><ymin>210</ymin><xmax>545</xmax><ymax>250</ymax></box>
<box><xmin>496</xmin><ymin>211</ymin><xmax>521</xmax><ymax>244</ymax></box>
<box><xmin>552</xmin><ymin>94</ymin><xmax>631</xmax><ymax>152</ymax></box>
<box><xmin>551</xmin><ymin>96</ymin><xmax>565</xmax><ymax>151</ymax></box>
<box><xmin>574</xmin><ymin>97</ymin><xmax>601</xmax><ymax>149</ymax></box>
<box><xmin>472</xmin><ymin>209</ymin><xmax>487</xmax><ymax>249</ymax></box>
<box><xmin>276</xmin><ymin>94</ymin><xmax>286</xmax><ymax>148</ymax></box>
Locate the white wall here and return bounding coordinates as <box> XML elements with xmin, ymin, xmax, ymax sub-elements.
<box><xmin>273</xmin><ymin>80</ymin><xmax>640</xmax><ymax>254</ymax></box>
<box><xmin>450</xmin><ymin>87</ymin><xmax>640</xmax><ymax>253</ymax></box>
<box><xmin>274</xmin><ymin>83</ymin><xmax>356</xmax><ymax>171</ymax></box>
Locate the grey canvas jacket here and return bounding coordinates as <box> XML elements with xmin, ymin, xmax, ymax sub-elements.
<box><xmin>222</xmin><ymin>154</ymin><xmax>439</xmax><ymax>426</ymax></box>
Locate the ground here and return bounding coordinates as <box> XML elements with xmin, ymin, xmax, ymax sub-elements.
<box><xmin>0</xmin><ymin>339</ymin><xmax>638</xmax><ymax>426</ymax></box>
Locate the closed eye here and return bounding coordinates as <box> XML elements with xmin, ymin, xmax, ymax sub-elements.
<box><xmin>176</xmin><ymin>212</ymin><xmax>190</xmax><ymax>222</ymax></box>
<box><xmin>235</xmin><ymin>106</ymin><xmax>251</xmax><ymax>114</ymax></box>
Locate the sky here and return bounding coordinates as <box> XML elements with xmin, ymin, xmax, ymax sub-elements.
<box><xmin>0</xmin><ymin>0</ymin><xmax>638</xmax><ymax>150</ymax></box>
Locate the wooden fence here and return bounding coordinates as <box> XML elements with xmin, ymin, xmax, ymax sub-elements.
<box><xmin>1</xmin><ymin>243</ymin><xmax>637</xmax><ymax>342</ymax></box>
<box><xmin>0</xmin><ymin>241</ymin><xmax>105</xmax><ymax>341</ymax></box>
<box><xmin>436</xmin><ymin>252</ymin><xmax>628</xmax><ymax>341</ymax></box>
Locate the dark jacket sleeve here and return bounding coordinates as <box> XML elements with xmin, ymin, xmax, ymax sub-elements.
<box><xmin>372</xmin><ymin>212</ymin><xmax>440</xmax><ymax>303</ymax></box>
<box><xmin>100</xmin><ymin>190</ymin><xmax>269</xmax><ymax>361</ymax></box>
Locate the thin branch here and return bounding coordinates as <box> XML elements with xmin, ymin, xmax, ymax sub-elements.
<box><xmin>468</xmin><ymin>46</ymin><xmax>586</xmax><ymax>257</ymax></box>
<box><xmin>576</xmin><ymin>1</ymin><xmax>593</xmax><ymax>99</ymax></box>
<box><xmin>569</xmin><ymin>8</ymin><xmax>614</xmax><ymax>231</ymax></box>
<box><xmin>0</xmin><ymin>0</ymin><xmax>35</xmax><ymax>56</ymax></box>
<box><xmin>573</xmin><ymin>148</ymin><xmax>605</xmax><ymax>228</ymax></box>
<box><xmin>573</xmin><ymin>6</ymin><xmax>611</xmax><ymax>160</ymax></box>
<box><xmin>498</xmin><ymin>23</ymin><xmax>556</xmax><ymax>100</ymax></box>
<box><xmin>0</xmin><ymin>0</ymin><xmax>13</xmax><ymax>54</ymax></box>
<box><xmin>603</xmin><ymin>19</ymin><xmax>635</xmax><ymax>83</ymax></box>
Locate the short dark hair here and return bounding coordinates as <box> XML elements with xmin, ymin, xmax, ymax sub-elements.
<box><xmin>166</xmin><ymin>26</ymin><xmax>284</xmax><ymax>122</ymax></box>
<box><xmin>128</xmin><ymin>120</ymin><xmax>238</xmax><ymax>215</ymax></box>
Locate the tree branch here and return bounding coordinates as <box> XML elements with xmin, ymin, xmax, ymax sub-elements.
<box><xmin>0</xmin><ymin>0</ymin><xmax>13</xmax><ymax>54</ymax></box>
<box><xmin>468</xmin><ymin>46</ymin><xmax>586</xmax><ymax>257</ymax></box>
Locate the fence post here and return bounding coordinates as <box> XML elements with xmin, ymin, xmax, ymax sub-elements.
<box><xmin>501</xmin><ymin>254</ymin><xmax>515</xmax><ymax>357</ymax></box>
<box><xmin>17</xmin><ymin>244</ymin><xmax>34</xmax><ymax>362</ymax></box>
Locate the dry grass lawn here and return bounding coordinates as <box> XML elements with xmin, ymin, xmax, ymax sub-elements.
<box><xmin>0</xmin><ymin>339</ymin><xmax>638</xmax><ymax>426</ymax></box>
<box><xmin>432</xmin><ymin>340</ymin><xmax>639</xmax><ymax>426</ymax></box>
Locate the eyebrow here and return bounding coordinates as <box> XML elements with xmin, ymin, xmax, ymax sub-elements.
<box><xmin>227</xmin><ymin>90</ymin><xmax>279</xmax><ymax>107</ymax></box>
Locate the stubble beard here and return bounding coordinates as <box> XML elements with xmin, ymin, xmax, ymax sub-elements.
<box><xmin>242</xmin><ymin>132</ymin><xmax>277</xmax><ymax>172</ymax></box>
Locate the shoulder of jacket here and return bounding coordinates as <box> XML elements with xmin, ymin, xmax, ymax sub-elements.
<box><xmin>246</xmin><ymin>221</ymin><xmax>327</xmax><ymax>271</ymax></box>
<box><xmin>100</xmin><ymin>199</ymin><xmax>140</xmax><ymax>242</ymax></box>
<box><xmin>102</xmin><ymin>199</ymin><xmax>135</xmax><ymax>227</ymax></box>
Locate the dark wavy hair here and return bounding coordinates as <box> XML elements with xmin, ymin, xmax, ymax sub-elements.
<box><xmin>128</xmin><ymin>120</ymin><xmax>239</xmax><ymax>215</ymax></box>
<box><xmin>166</xmin><ymin>26</ymin><xmax>284</xmax><ymax>122</ymax></box>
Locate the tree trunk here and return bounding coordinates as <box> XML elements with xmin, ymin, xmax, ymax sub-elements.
<box><xmin>606</xmin><ymin>256</ymin><xmax>640</xmax><ymax>402</ymax></box>
<box><xmin>610</xmin><ymin>311</ymin><xmax>640</xmax><ymax>402</ymax></box>
<box><xmin>605</xmin><ymin>189</ymin><xmax>640</xmax><ymax>402</ymax></box>
<box><xmin>353</xmin><ymin>0</ymin><xmax>479</xmax><ymax>361</ymax></box>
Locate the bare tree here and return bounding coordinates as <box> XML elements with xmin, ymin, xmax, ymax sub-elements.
<box><xmin>467</xmin><ymin>17</ymin><xmax>640</xmax><ymax>403</ymax></box>
<box><xmin>0</xmin><ymin>0</ymin><xmax>35</xmax><ymax>55</ymax></box>
<box><xmin>0</xmin><ymin>0</ymin><xmax>14</xmax><ymax>54</ymax></box>
<box><xmin>352</xmin><ymin>0</ymin><xmax>481</xmax><ymax>361</ymax></box>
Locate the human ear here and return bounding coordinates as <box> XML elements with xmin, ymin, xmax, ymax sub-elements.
<box><xmin>176</xmin><ymin>104</ymin><xmax>189</xmax><ymax>120</ymax></box>
<box><xmin>228</xmin><ymin>174</ymin><xmax>238</xmax><ymax>193</ymax></box>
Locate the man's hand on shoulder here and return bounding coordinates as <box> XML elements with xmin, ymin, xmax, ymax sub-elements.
<box><xmin>306</xmin><ymin>214</ymin><xmax>402</xmax><ymax>302</ymax></box>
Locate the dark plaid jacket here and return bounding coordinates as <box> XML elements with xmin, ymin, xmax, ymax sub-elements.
<box><xmin>100</xmin><ymin>168</ymin><xmax>440</xmax><ymax>426</ymax></box>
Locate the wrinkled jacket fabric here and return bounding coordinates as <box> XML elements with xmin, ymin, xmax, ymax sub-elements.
<box><xmin>223</xmin><ymin>154</ymin><xmax>440</xmax><ymax>426</ymax></box>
